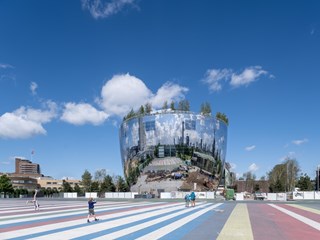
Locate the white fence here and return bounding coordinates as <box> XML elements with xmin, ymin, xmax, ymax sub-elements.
<box><xmin>102</xmin><ymin>191</ymin><xmax>215</xmax><ymax>199</ymax></box>
<box><xmin>104</xmin><ymin>192</ymin><xmax>138</xmax><ymax>199</ymax></box>
<box><xmin>60</xmin><ymin>191</ymin><xmax>320</xmax><ymax>200</ymax></box>
<box><xmin>160</xmin><ymin>191</ymin><xmax>215</xmax><ymax>199</ymax></box>
<box><xmin>289</xmin><ymin>191</ymin><xmax>320</xmax><ymax>200</ymax></box>
<box><xmin>267</xmin><ymin>193</ymin><xmax>286</xmax><ymax>201</ymax></box>
<box><xmin>59</xmin><ymin>192</ymin><xmax>78</xmax><ymax>198</ymax></box>
<box><xmin>235</xmin><ymin>191</ymin><xmax>320</xmax><ymax>201</ymax></box>
<box><xmin>85</xmin><ymin>192</ymin><xmax>98</xmax><ymax>198</ymax></box>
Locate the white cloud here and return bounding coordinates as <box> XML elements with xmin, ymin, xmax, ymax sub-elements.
<box><xmin>0</xmin><ymin>63</ymin><xmax>13</xmax><ymax>69</ymax></box>
<box><xmin>0</xmin><ymin>101</ymin><xmax>57</xmax><ymax>139</ymax></box>
<box><xmin>30</xmin><ymin>82</ymin><xmax>38</xmax><ymax>95</ymax></box>
<box><xmin>151</xmin><ymin>82</ymin><xmax>188</xmax><ymax>108</ymax></box>
<box><xmin>245</xmin><ymin>145</ymin><xmax>256</xmax><ymax>151</ymax></box>
<box><xmin>202</xmin><ymin>68</ymin><xmax>231</xmax><ymax>92</ymax></box>
<box><xmin>230</xmin><ymin>66</ymin><xmax>267</xmax><ymax>88</ymax></box>
<box><xmin>248</xmin><ymin>163</ymin><xmax>259</xmax><ymax>172</ymax></box>
<box><xmin>100</xmin><ymin>73</ymin><xmax>152</xmax><ymax>117</ymax></box>
<box><xmin>292</xmin><ymin>138</ymin><xmax>308</xmax><ymax>146</ymax></box>
<box><xmin>203</xmin><ymin>66</ymin><xmax>270</xmax><ymax>91</ymax></box>
<box><xmin>81</xmin><ymin>0</ymin><xmax>137</xmax><ymax>19</ymax></box>
<box><xmin>61</xmin><ymin>102</ymin><xmax>108</xmax><ymax>126</ymax></box>
<box><xmin>99</xmin><ymin>73</ymin><xmax>188</xmax><ymax>117</ymax></box>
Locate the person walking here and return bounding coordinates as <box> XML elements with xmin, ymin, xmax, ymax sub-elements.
<box><xmin>190</xmin><ymin>191</ymin><xmax>196</xmax><ymax>207</ymax></box>
<box><xmin>184</xmin><ymin>193</ymin><xmax>190</xmax><ymax>207</ymax></box>
<box><xmin>87</xmin><ymin>197</ymin><xmax>99</xmax><ymax>223</ymax></box>
<box><xmin>26</xmin><ymin>189</ymin><xmax>40</xmax><ymax>211</ymax></box>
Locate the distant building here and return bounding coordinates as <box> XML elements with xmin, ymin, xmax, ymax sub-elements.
<box><xmin>235</xmin><ymin>180</ymin><xmax>269</xmax><ymax>193</ymax></box>
<box><xmin>37</xmin><ymin>176</ymin><xmax>82</xmax><ymax>191</ymax></box>
<box><xmin>7</xmin><ymin>175</ymin><xmax>39</xmax><ymax>191</ymax></box>
<box><xmin>15</xmin><ymin>158</ymin><xmax>41</xmax><ymax>176</ymax></box>
<box><xmin>3</xmin><ymin>157</ymin><xmax>82</xmax><ymax>193</ymax></box>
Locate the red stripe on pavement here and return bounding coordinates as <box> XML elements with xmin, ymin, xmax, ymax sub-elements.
<box><xmin>248</xmin><ymin>204</ymin><xmax>320</xmax><ymax>240</ymax></box>
<box><xmin>278</xmin><ymin>204</ymin><xmax>320</xmax><ymax>223</ymax></box>
<box><xmin>1</xmin><ymin>202</ymin><xmax>134</xmax><ymax>216</ymax></box>
<box><xmin>0</xmin><ymin>202</ymin><xmax>177</xmax><ymax>233</ymax></box>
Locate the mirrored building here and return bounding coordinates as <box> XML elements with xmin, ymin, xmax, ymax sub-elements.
<box><xmin>119</xmin><ymin>110</ymin><xmax>228</xmax><ymax>192</ymax></box>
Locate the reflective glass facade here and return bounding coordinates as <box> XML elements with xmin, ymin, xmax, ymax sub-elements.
<box><xmin>119</xmin><ymin>111</ymin><xmax>228</xmax><ymax>191</ymax></box>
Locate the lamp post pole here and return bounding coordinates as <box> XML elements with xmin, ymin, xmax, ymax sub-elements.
<box><xmin>317</xmin><ymin>165</ymin><xmax>319</xmax><ymax>191</ymax></box>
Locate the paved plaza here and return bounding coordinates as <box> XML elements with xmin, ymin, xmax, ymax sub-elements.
<box><xmin>1</xmin><ymin>198</ymin><xmax>320</xmax><ymax>239</ymax></box>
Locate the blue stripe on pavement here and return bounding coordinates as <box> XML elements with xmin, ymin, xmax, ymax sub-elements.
<box><xmin>72</xmin><ymin>203</ymin><xmax>215</xmax><ymax>240</ymax></box>
<box><xmin>8</xmin><ymin>203</ymin><xmax>180</xmax><ymax>240</ymax></box>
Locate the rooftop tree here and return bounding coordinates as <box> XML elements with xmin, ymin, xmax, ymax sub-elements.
<box><xmin>216</xmin><ymin>112</ymin><xmax>229</xmax><ymax>125</ymax></box>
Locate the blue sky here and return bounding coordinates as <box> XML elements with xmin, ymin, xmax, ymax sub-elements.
<box><xmin>1</xmin><ymin>0</ymin><xmax>319</xmax><ymax>180</ymax></box>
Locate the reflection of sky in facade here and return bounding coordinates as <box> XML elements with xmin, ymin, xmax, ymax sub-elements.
<box><xmin>120</xmin><ymin>113</ymin><xmax>228</xmax><ymax>163</ymax></box>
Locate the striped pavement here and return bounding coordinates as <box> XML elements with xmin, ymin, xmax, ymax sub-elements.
<box><xmin>1</xmin><ymin>199</ymin><xmax>320</xmax><ymax>239</ymax></box>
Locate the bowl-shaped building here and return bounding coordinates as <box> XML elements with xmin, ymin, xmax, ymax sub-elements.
<box><xmin>119</xmin><ymin>110</ymin><xmax>228</xmax><ymax>192</ymax></box>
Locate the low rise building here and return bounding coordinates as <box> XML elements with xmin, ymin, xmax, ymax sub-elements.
<box><xmin>37</xmin><ymin>176</ymin><xmax>82</xmax><ymax>191</ymax></box>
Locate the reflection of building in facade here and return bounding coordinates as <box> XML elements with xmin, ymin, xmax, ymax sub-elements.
<box><xmin>119</xmin><ymin>110</ymin><xmax>228</xmax><ymax>193</ymax></box>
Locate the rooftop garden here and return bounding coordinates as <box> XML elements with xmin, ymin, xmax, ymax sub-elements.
<box><xmin>123</xmin><ymin>100</ymin><xmax>229</xmax><ymax>125</ymax></box>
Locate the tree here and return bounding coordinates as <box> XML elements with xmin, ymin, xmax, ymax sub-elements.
<box><xmin>270</xmin><ymin>179</ymin><xmax>285</xmax><ymax>192</ymax></box>
<box><xmin>243</xmin><ymin>171</ymin><xmax>256</xmax><ymax>193</ymax></box>
<box><xmin>260</xmin><ymin>176</ymin><xmax>266</xmax><ymax>180</ymax></box>
<box><xmin>0</xmin><ymin>175</ymin><xmax>14</xmax><ymax>196</ymax></box>
<box><xmin>268</xmin><ymin>158</ymin><xmax>300</xmax><ymax>192</ymax></box>
<box><xmin>74</xmin><ymin>183</ymin><xmax>82</xmax><ymax>195</ymax></box>
<box><xmin>139</xmin><ymin>105</ymin><xmax>145</xmax><ymax>115</ymax></box>
<box><xmin>0</xmin><ymin>175</ymin><xmax>14</xmax><ymax>197</ymax></box>
<box><xmin>178</xmin><ymin>100</ymin><xmax>190</xmax><ymax>111</ymax></box>
<box><xmin>145</xmin><ymin>102</ymin><xmax>152</xmax><ymax>114</ymax></box>
<box><xmin>94</xmin><ymin>169</ymin><xmax>107</xmax><ymax>183</ymax></box>
<box><xmin>62</xmin><ymin>180</ymin><xmax>73</xmax><ymax>192</ymax></box>
<box><xmin>91</xmin><ymin>181</ymin><xmax>100</xmax><ymax>192</ymax></box>
<box><xmin>296</xmin><ymin>173</ymin><xmax>313</xmax><ymax>191</ymax></box>
<box><xmin>216</xmin><ymin>112</ymin><xmax>229</xmax><ymax>125</ymax></box>
<box><xmin>100</xmin><ymin>175</ymin><xmax>115</xmax><ymax>192</ymax></box>
<box><xmin>162</xmin><ymin>101</ymin><xmax>168</xmax><ymax>110</ymax></box>
<box><xmin>81</xmin><ymin>170</ymin><xmax>92</xmax><ymax>192</ymax></box>
<box><xmin>170</xmin><ymin>101</ymin><xmax>175</xmax><ymax>110</ymax></box>
<box><xmin>126</xmin><ymin>108</ymin><xmax>136</xmax><ymax>119</ymax></box>
<box><xmin>115</xmin><ymin>176</ymin><xmax>129</xmax><ymax>192</ymax></box>
<box><xmin>200</xmin><ymin>102</ymin><xmax>211</xmax><ymax>116</ymax></box>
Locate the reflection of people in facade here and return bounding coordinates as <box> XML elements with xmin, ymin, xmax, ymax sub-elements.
<box><xmin>26</xmin><ymin>189</ymin><xmax>40</xmax><ymax>210</ymax></box>
<box><xmin>87</xmin><ymin>197</ymin><xmax>99</xmax><ymax>223</ymax></box>
<box><xmin>190</xmin><ymin>191</ymin><xmax>196</xmax><ymax>207</ymax></box>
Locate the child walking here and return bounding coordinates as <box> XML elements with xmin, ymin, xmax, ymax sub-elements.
<box><xmin>87</xmin><ymin>197</ymin><xmax>99</xmax><ymax>223</ymax></box>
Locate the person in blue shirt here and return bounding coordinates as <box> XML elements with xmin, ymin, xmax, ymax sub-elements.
<box><xmin>190</xmin><ymin>191</ymin><xmax>196</xmax><ymax>207</ymax></box>
<box><xmin>87</xmin><ymin>197</ymin><xmax>99</xmax><ymax>223</ymax></box>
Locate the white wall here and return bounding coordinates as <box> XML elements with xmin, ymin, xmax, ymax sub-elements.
<box><xmin>60</xmin><ymin>192</ymin><xmax>78</xmax><ymax>198</ymax></box>
<box><xmin>85</xmin><ymin>192</ymin><xmax>98</xmax><ymax>198</ymax></box>
<box><xmin>104</xmin><ymin>192</ymin><xmax>138</xmax><ymax>199</ymax></box>
<box><xmin>160</xmin><ymin>191</ymin><xmax>215</xmax><ymax>199</ymax></box>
